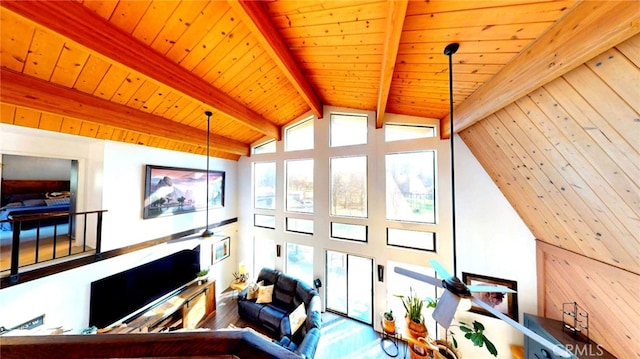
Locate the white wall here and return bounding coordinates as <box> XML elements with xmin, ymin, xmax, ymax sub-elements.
<box><xmin>453</xmin><ymin>136</ymin><xmax>537</xmax><ymax>358</ymax></box>
<box><xmin>0</xmin><ymin>124</ymin><xmax>239</xmax><ymax>333</ymax></box>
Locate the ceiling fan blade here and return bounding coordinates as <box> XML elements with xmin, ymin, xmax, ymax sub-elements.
<box><xmin>467</xmin><ymin>284</ymin><xmax>516</xmax><ymax>294</ymax></box>
<box><xmin>428</xmin><ymin>259</ymin><xmax>452</xmax><ymax>279</ymax></box>
<box><xmin>432</xmin><ymin>290</ymin><xmax>460</xmax><ymax>329</ymax></box>
<box><xmin>394</xmin><ymin>267</ymin><xmax>443</xmax><ymax>288</ymax></box>
<box><xmin>471</xmin><ymin>297</ymin><xmax>573</xmax><ymax>358</ymax></box>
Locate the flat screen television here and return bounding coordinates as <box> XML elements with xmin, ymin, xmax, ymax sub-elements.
<box><xmin>89</xmin><ymin>245</ymin><xmax>201</xmax><ymax>328</ymax></box>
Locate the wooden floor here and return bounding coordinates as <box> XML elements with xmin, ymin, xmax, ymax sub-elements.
<box><xmin>200</xmin><ymin>289</ymin><xmax>407</xmax><ymax>359</ymax></box>
<box><xmin>0</xmin><ymin>225</ymin><xmax>87</xmax><ymax>272</ymax></box>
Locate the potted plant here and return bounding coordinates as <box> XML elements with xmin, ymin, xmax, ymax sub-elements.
<box><xmin>196</xmin><ymin>269</ymin><xmax>209</xmax><ymax>284</ymax></box>
<box><xmin>382</xmin><ymin>309</ymin><xmax>396</xmax><ymax>334</ymax></box>
<box><xmin>425</xmin><ymin>298</ymin><xmax>497</xmax><ymax>358</ymax></box>
<box><xmin>394</xmin><ymin>287</ymin><xmax>427</xmax><ymax>338</ymax></box>
<box><xmin>232</xmin><ymin>271</ymin><xmax>249</xmax><ymax>283</ymax></box>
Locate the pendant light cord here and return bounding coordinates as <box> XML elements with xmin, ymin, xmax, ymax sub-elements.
<box><xmin>444</xmin><ymin>43</ymin><xmax>459</xmax><ymax>275</ymax></box>
<box><xmin>202</xmin><ymin>111</ymin><xmax>213</xmax><ymax>237</ymax></box>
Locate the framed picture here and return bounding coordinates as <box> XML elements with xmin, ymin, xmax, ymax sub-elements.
<box><xmin>212</xmin><ymin>237</ymin><xmax>230</xmax><ymax>263</ymax></box>
<box><xmin>462</xmin><ymin>272</ymin><xmax>518</xmax><ymax>321</ymax></box>
<box><xmin>143</xmin><ymin>165</ymin><xmax>225</xmax><ymax>219</ymax></box>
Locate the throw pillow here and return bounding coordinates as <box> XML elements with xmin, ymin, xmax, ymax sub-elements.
<box><xmin>246</xmin><ymin>280</ymin><xmax>264</xmax><ymax>300</ymax></box>
<box><xmin>256</xmin><ymin>284</ymin><xmax>274</xmax><ymax>304</ymax></box>
<box><xmin>288</xmin><ymin>302</ymin><xmax>307</xmax><ymax>335</ymax></box>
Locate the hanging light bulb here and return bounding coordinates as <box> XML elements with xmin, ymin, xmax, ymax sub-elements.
<box><xmin>459</xmin><ymin>297</ymin><xmax>472</xmax><ymax>312</ymax></box>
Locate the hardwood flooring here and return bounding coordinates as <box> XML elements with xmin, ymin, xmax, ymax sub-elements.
<box><xmin>200</xmin><ymin>289</ymin><xmax>407</xmax><ymax>359</ymax></box>
<box><xmin>0</xmin><ymin>224</ymin><xmax>87</xmax><ymax>272</ymax></box>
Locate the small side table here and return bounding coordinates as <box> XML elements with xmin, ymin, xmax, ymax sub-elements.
<box><xmin>229</xmin><ymin>281</ymin><xmax>248</xmax><ymax>298</ymax></box>
<box><xmin>380</xmin><ymin>321</ymin><xmax>401</xmax><ymax>357</ymax></box>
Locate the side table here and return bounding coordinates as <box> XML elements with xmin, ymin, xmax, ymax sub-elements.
<box><xmin>229</xmin><ymin>281</ymin><xmax>248</xmax><ymax>298</ymax></box>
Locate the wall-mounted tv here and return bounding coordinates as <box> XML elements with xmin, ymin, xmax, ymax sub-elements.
<box><xmin>89</xmin><ymin>245</ymin><xmax>201</xmax><ymax>328</ymax></box>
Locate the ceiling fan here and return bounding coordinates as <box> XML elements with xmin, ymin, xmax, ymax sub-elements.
<box><xmin>393</xmin><ymin>44</ymin><xmax>573</xmax><ymax>358</ymax></box>
<box><xmin>394</xmin><ymin>261</ymin><xmax>572</xmax><ymax>358</ymax></box>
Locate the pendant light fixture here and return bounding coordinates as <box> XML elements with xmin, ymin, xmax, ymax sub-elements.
<box><xmin>201</xmin><ymin>110</ymin><xmax>214</xmax><ymax>238</ymax></box>
<box><xmin>444</xmin><ymin>42</ymin><xmax>459</xmax><ymax>273</ymax></box>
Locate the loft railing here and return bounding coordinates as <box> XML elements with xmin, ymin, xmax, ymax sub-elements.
<box><xmin>0</xmin><ymin>330</ymin><xmax>301</xmax><ymax>359</ymax></box>
<box><xmin>0</xmin><ymin>210</ymin><xmax>107</xmax><ymax>284</ymax></box>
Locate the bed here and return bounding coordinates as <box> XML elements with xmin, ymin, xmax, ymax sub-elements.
<box><xmin>0</xmin><ymin>180</ymin><xmax>71</xmax><ymax>232</ymax></box>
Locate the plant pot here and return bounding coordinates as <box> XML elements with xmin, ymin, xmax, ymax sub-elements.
<box><xmin>435</xmin><ymin>339</ymin><xmax>460</xmax><ymax>359</ymax></box>
<box><xmin>405</xmin><ymin>315</ymin><xmax>427</xmax><ymax>339</ymax></box>
<box><xmin>381</xmin><ymin>313</ymin><xmax>396</xmax><ymax>334</ymax></box>
<box><xmin>409</xmin><ymin>337</ymin><xmax>436</xmax><ymax>359</ymax></box>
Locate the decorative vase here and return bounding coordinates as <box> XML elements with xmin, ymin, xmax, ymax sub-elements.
<box><xmin>405</xmin><ymin>315</ymin><xmax>428</xmax><ymax>338</ymax></box>
<box><xmin>381</xmin><ymin>313</ymin><xmax>396</xmax><ymax>334</ymax></box>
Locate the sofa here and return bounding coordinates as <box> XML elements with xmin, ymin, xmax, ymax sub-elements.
<box><xmin>238</xmin><ymin>268</ymin><xmax>321</xmax><ymax>359</ymax></box>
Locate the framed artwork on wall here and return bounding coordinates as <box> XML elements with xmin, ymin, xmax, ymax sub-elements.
<box><xmin>143</xmin><ymin>165</ymin><xmax>225</xmax><ymax>219</ymax></box>
<box><xmin>462</xmin><ymin>272</ymin><xmax>518</xmax><ymax>321</ymax></box>
<box><xmin>212</xmin><ymin>237</ymin><xmax>230</xmax><ymax>263</ymax></box>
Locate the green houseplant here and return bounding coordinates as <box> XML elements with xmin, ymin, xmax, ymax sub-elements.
<box><xmin>394</xmin><ymin>287</ymin><xmax>427</xmax><ymax>338</ymax></box>
<box><xmin>196</xmin><ymin>269</ymin><xmax>209</xmax><ymax>284</ymax></box>
<box><xmin>425</xmin><ymin>297</ymin><xmax>497</xmax><ymax>357</ymax></box>
<box><xmin>382</xmin><ymin>309</ymin><xmax>396</xmax><ymax>334</ymax></box>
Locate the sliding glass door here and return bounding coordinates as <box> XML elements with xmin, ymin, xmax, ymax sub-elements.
<box><xmin>326</xmin><ymin>250</ymin><xmax>373</xmax><ymax>324</ymax></box>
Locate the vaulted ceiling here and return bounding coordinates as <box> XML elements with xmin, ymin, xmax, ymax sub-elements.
<box><xmin>0</xmin><ymin>1</ymin><xmax>637</xmax><ymax>161</ymax></box>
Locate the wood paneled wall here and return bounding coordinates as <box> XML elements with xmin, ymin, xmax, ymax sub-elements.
<box><xmin>536</xmin><ymin>241</ymin><xmax>639</xmax><ymax>358</ymax></box>
<box><xmin>460</xmin><ymin>34</ymin><xmax>639</xmax><ymax>359</ymax></box>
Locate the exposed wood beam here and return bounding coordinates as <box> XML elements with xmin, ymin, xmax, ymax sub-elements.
<box><xmin>441</xmin><ymin>0</ymin><xmax>640</xmax><ymax>138</ymax></box>
<box><xmin>376</xmin><ymin>0</ymin><xmax>408</xmax><ymax>128</ymax></box>
<box><xmin>1</xmin><ymin>0</ymin><xmax>281</xmax><ymax>140</ymax></box>
<box><xmin>0</xmin><ymin>68</ymin><xmax>250</xmax><ymax>156</ymax></box>
<box><xmin>229</xmin><ymin>0</ymin><xmax>323</xmax><ymax>119</ymax></box>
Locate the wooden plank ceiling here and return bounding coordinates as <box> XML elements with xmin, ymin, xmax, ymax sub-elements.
<box><xmin>0</xmin><ymin>1</ymin><xmax>638</xmax><ymax>160</ymax></box>
<box><xmin>461</xmin><ymin>33</ymin><xmax>640</xmax><ymax>274</ymax></box>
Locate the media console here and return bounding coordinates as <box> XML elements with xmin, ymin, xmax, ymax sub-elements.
<box><xmin>89</xmin><ymin>246</ymin><xmax>203</xmax><ymax>328</ymax></box>
<box><xmin>105</xmin><ymin>279</ymin><xmax>216</xmax><ymax>333</ymax></box>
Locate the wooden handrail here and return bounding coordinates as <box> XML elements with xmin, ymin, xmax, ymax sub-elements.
<box><xmin>0</xmin><ymin>329</ymin><xmax>301</xmax><ymax>359</ymax></box>
<box><xmin>1</xmin><ymin>209</ymin><xmax>107</xmax><ymax>223</ymax></box>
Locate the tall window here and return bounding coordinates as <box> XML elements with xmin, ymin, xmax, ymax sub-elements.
<box><xmin>330</xmin><ymin>156</ymin><xmax>367</xmax><ymax>218</ymax></box>
<box><xmin>285</xmin><ymin>118</ymin><xmax>314</xmax><ymax>151</ymax></box>
<box><xmin>286</xmin><ymin>159</ymin><xmax>314</xmax><ymax>213</ymax></box>
<box><xmin>387</xmin><ymin>261</ymin><xmax>438</xmax><ymax>336</ymax></box>
<box><xmin>386</xmin><ymin>151</ymin><xmax>436</xmax><ymax>223</ymax></box>
<box><xmin>254</xmin><ymin>237</ymin><xmax>276</xmax><ymax>274</ymax></box>
<box><xmin>286</xmin><ymin>243</ymin><xmax>313</xmax><ymax>286</ymax></box>
<box><xmin>330</xmin><ymin>113</ymin><xmax>367</xmax><ymax>147</ymax></box>
<box><xmin>326</xmin><ymin>250</ymin><xmax>373</xmax><ymax>324</ymax></box>
<box><xmin>254</xmin><ymin>162</ymin><xmax>276</xmax><ymax>210</ymax></box>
